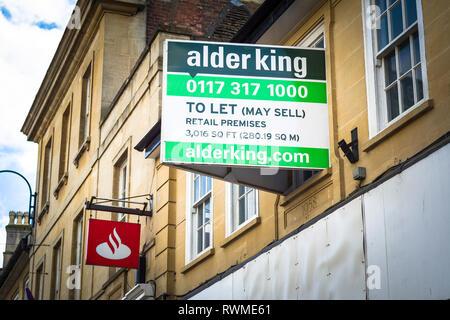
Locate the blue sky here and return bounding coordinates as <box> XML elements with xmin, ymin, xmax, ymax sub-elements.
<box><xmin>0</xmin><ymin>0</ymin><xmax>76</xmax><ymax>266</ymax></box>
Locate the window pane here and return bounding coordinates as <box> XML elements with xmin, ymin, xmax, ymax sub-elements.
<box><xmin>377</xmin><ymin>14</ymin><xmax>389</xmax><ymax>50</ymax></box>
<box><xmin>401</xmin><ymin>72</ymin><xmax>415</xmax><ymax>110</ymax></box>
<box><xmin>239</xmin><ymin>197</ymin><xmax>246</xmax><ymax>225</ymax></box>
<box><xmin>75</xmin><ymin>218</ymin><xmax>83</xmax><ymax>266</ymax></box>
<box><xmin>197</xmin><ymin>228</ymin><xmax>203</xmax><ymax>254</ymax></box>
<box><xmin>84</xmin><ymin>115</ymin><xmax>89</xmax><ymax>140</ymax></box>
<box><xmin>247</xmin><ymin>190</ymin><xmax>255</xmax><ymax>218</ymax></box>
<box><xmin>239</xmin><ymin>185</ymin><xmax>245</xmax><ymax>197</ymax></box>
<box><xmin>120</xmin><ymin>165</ymin><xmax>127</xmax><ymax>200</ymax></box>
<box><xmin>303</xmin><ymin>170</ymin><xmax>315</xmax><ymax>182</ymax></box>
<box><xmin>207</xmin><ymin>177</ymin><xmax>212</xmax><ymax>192</ymax></box>
<box><xmin>204</xmin><ymin>223</ymin><xmax>211</xmax><ymax>249</ymax></box>
<box><xmin>405</xmin><ymin>0</ymin><xmax>417</xmax><ymax>27</ymax></box>
<box><xmin>415</xmin><ymin>65</ymin><xmax>424</xmax><ymax>101</ymax></box>
<box><xmin>398</xmin><ymin>40</ymin><xmax>411</xmax><ymax>76</ymax></box>
<box><xmin>387</xmin><ymin>84</ymin><xmax>400</xmax><ymax>121</ymax></box>
<box><xmin>197</xmin><ymin>205</ymin><xmax>203</xmax><ymax>228</ymax></box>
<box><xmin>194</xmin><ymin>176</ymin><xmax>199</xmax><ymax>202</ymax></box>
<box><xmin>84</xmin><ymin>77</ymin><xmax>91</xmax><ymax>140</ymax></box>
<box><xmin>314</xmin><ymin>37</ymin><xmax>324</xmax><ymax>49</ymax></box>
<box><xmin>385</xmin><ymin>51</ymin><xmax>397</xmax><ymax>85</ymax></box>
<box><xmin>205</xmin><ymin>199</ymin><xmax>210</xmax><ymax>223</ymax></box>
<box><xmin>86</xmin><ymin>77</ymin><xmax>91</xmax><ymax>116</ymax></box>
<box><xmin>390</xmin><ymin>2</ymin><xmax>403</xmax><ymax>39</ymax></box>
<box><xmin>376</xmin><ymin>0</ymin><xmax>387</xmax><ymax>13</ymax></box>
<box><xmin>413</xmin><ymin>32</ymin><xmax>420</xmax><ymax>65</ymax></box>
<box><xmin>201</xmin><ymin>175</ymin><xmax>207</xmax><ymax>197</ymax></box>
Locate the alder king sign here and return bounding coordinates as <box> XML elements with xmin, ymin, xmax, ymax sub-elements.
<box><xmin>161</xmin><ymin>39</ymin><xmax>330</xmax><ymax>170</ymax></box>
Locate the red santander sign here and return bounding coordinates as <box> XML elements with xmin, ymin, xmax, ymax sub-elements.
<box><xmin>85</xmin><ymin>219</ymin><xmax>141</xmax><ymax>269</ymax></box>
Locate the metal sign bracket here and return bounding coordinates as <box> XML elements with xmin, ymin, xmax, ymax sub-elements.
<box><xmin>85</xmin><ymin>195</ymin><xmax>153</xmax><ymax>217</ymax></box>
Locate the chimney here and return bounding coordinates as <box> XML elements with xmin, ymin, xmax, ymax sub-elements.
<box><xmin>23</xmin><ymin>212</ymin><xmax>30</xmax><ymax>226</ymax></box>
<box><xmin>16</xmin><ymin>211</ymin><xmax>23</xmax><ymax>225</ymax></box>
<box><xmin>2</xmin><ymin>211</ymin><xmax>32</xmax><ymax>268</ymax></box>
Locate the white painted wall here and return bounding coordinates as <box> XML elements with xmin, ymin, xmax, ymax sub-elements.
<box><xmin>191</xmin><ymin>197</ymin><xmax>366</xmax><ymax>300</ymax></box>
<box><xmin>364</xmin><ymin>143</ymin><xmax>450</xmax><ymax>299</ymax></box>
<box><xmin>190</xmin><ymin>143</ymin><xmax>450</xmax><ymax>300</ymax></box>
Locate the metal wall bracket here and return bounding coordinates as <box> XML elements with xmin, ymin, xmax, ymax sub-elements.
<box><xmin>338</xmin><ymin>128</ymin><xmax>359</xmax><ymax>164</ymax></box>
<box><xmin>85</xmin><ymin>196</ymin><xmax>153</xmax><ymax>217</ymax></box>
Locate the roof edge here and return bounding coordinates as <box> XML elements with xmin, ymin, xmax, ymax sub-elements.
<box><xmin>231</xmin><ymin>0</ymin><xmax>295</xmax><ymax>43</ymax></box>
<box><xmin>21</xmin><ymin>0</ymin><xmax>145</xmax><ymax>142</ymax></box>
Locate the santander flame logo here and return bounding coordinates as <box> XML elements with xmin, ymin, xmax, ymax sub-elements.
<box><xmin>96</xmin><ymin>228</ymin><xmax>131</xmax><ymax>260</ymax></box>
<box><xmin>86</xmin><ymin>219</ymin><xmax>140</xmax><ymax>268</ymax></box>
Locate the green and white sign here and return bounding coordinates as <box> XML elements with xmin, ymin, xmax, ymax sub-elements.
<box><xmin>161</xmin><ymin>39</ymin><xmax>330</xmax><ymax>169</ymax></box>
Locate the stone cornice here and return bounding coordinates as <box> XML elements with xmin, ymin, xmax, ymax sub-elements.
<box><xmin>21</xmin><ymin>0</ymin><xmax>145</xmax><ymax>143</ymax></box>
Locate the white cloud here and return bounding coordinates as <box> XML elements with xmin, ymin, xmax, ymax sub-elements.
<box><xmin>0</xmin><ymin>0</ymin><xmax>76</xmax><ymax>27</ymax></box>
<box><xmin>0</xmin><ymin>1</ymin><xmax>76</xmax><ymax>266</ymax></box>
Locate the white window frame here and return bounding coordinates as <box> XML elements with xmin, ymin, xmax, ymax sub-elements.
<box><xmin>297</xmin><ymin>20</ymin><xmax>325</xmax><ymax>48</ymax></box>
<box><xmin>185</xmin><ymin>172</ymin><xmax>213</xmax><ymax>264</ymax></box>
<box><xmin>225</xmin><ymin>183</ymin><xmax>259</xmax><ymax>237</ymax></box>
<box><xmin>362</xmin><ymin>0</ymin><xmax>429</xmax><ymax>138</ymax></box>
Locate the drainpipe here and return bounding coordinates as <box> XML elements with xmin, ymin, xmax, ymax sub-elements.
<box><xmin>274</xmin><ymin>194</ymin><xmax>280</xmax><ymax>241</ymax></box>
